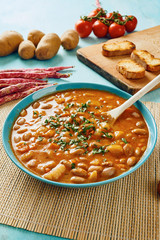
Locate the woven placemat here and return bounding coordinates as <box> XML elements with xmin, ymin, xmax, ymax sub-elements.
<box><xmin>0</xmin><ymin>100</ymin><xmax>159</xmax><ymax>240</ymax></box>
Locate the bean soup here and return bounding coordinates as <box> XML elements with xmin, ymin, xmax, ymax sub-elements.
<box><xmin>11</xmin><ymin>89</ymin><xmax>149</xmax><ymax>184</ymax></box>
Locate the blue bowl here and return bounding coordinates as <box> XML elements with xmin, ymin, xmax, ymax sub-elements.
<box><xmin>2</xmin><ymin>82</ymin><xmax>157</xmax><ymax>188</ymax></box>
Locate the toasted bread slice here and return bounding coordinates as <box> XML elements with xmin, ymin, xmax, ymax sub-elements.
<box><xmin>131</xmin><ymin>50</ymin><xmax>160</xmax><ymax>72</ymax></box>
<box><xmin>116</xmin><ymin>59</ymin><xmax>145</xmax><ymax>79</ymax></box>
<box><xmin>102</xmin><ymin>40</ymin><xmax>136</xmax><ymax>57</ymax></box>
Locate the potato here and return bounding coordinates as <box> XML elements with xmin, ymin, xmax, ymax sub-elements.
<box><xmin>35</xmin><ymin>33</ymin><xmax>61</xmax><ymax>60</ymax></box>
<box><xmin>61</xmin><ymin>29</ymin><xmax>79</xmax><ymax>50</ymax></box>
<box><xmin>18</xmin><ymin>40</ymin><xmax>35</xmax><ymax>59</ymax></box>
<box><xmin>27</xmin><ymin>29</ymin><xmax>45</xmax><ymax>47</ymax></box>
<box><xmin>0</xmin><ymin>30</ymin><xmax>24</xmax><ymax>56</ymax></box>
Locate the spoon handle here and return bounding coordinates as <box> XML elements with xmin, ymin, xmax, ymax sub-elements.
<box><xmin>110</xmin><ymin>74</ymin><xmax>160</xmax><ymax>120</ymax></box>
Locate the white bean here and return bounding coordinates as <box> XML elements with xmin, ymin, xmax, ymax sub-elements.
<box><xmin>101</xmin><ymin>167</ymin><xmax>116</xmax><ymax>178</ymax></box>
<box><xmin>132</xmin><ymin>112</ymin><xmax>140</xmax><ymax>118</ymax></box>
<box><xmin>23</xmin><ymin>132</ymin><xmax>32</xmax><ymax>141</ymax></box>
<box><xmin>13</xmin><ymin>125</ymin><xmax>20</xmax><ymax>130</ymax></box>
<box><xmin>135</xmin><ymin>147</ymin><xmax>141</xmax><ymax>156</ymax></box>
<box><xmin>21</xmin><ymin>150</ymin><xmax>34</xmax><ymax>162</ymax></box>
<box><xmin>132</xmin><ymin>129</ymin><xmax>147</xmax><ymax>135</ymax></box>
<box><xmin>89</xmin><ymin>142</ymin><xmax>102</xmax><ymax>148</ymax></box>
<box><xmin>70</xmin><ymin>148</ymin><xmax>85</xmax><ymax>155</ymax></box>
<box><xmin>77</xmin><ymin>163</ymin><xmax>88</xmax><ymax>170</ymax></box>
<box><xmin>17</xmin><ymin>118</ymin><xmax>26</xmax><ymax>125</ymax></box>
<box><xmin>71</xmin><ymin>168</ymin><xmax>88</xmax><ymax>177</ymax></box>
<box><xmin>79</xmin><ymin>157</ymin><xmax>88</xmax><ymax>161</ymax></box>
<box><xmin>107</xmin><ymin>145</ymin><xmax>123</xmax><ymax>156</ymax></box>
<box><xmin>17</xmin><ymin>128</ymin><xmax>28</xmax><ymax>134</ymax></box>
<box><xmin>88</xmin><ymin>166</ymin><xmax>103</xmax><ymax>173</ymax></box>
<box><xmin>32</xmin><ymin>101</ymin><xmax>40</xmax><ymax>109</ymax></box>
<box><xmin>102</xmin><ymin>161</ymin><xmax>113</xmax><ymax>167</ymax></box>
<box><xmin>127</xmin><ymin>157</ymin><xmax>137</xmax><ymax>166</ymax></box>
<box><xmin>14</xmin><ymin>135</ymin><xmax>21</xmax><ymax>143</ymax></box>
<box><xmin>20</xmin><ymin>109</ymin><xmax>27</xmax><ymax>117</ymax></box>
<box><xmin>41</xmin><ymin>104</ymin><xmax>52</xmax><ymax>109</ymax></box>
<box><xmin>114</xmin><ymin>131</ymin><xmax>124</xmax><ymax>140</ymax></box>
<box><xmin>136</xmin><ymin>121</ymin><xmax>145</xmax><ymax>128</ymax></box>
<box><xmin>60</xmin><ymin>159</ymin><xmax>71</xmax><ymax>168</ymax></box>
<box><xmin>70</xmin><ymin>176</ymin><xmax>85</xmax><ymax>183</ymax></box>
<box><xmin>123</xmin><ymin>144</ymin><xmax>134</xmax><ymax>157</ymax></box>
<box><xmin>90</xmin><ymin>159</ymin><xmax>100</xmax><ymax>166</ymax></box>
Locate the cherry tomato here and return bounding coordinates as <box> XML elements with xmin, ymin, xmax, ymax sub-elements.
<box><xmin>124</xmin><ymin>16</ymin><xmax>137</xmax><ymax>32</ymax></box>
<box><xmin>88</xmin><ymin>8</ymin><xmax>106</xmax><ymax>25</ymax></box>
<box><xmin>109</xmin><ymin>23</ymin><xmax>125</xmax><ymax>38</ymax></box>
<box><xmin>106</xmin><ymin>12</ymin><xmax>123</xmax><ymax>23</ymax></box>
<box><xmin>88</xmin><ymin>8</ymin><xmax>101</xmax><ymax>17</ymax></box>
<box><xmin>88</xmin><ymin>9</ymin><xmax>99</xmax><ymax>24</ymax></box>
<box><xmin>75</xmin><ymin>19</ymin><xmax>92</xmax><ymax>38</ymax></box>
<box><xmin>93</xmin><ymin>20</ymin><xmax>108</xmax><ymax>38</ymax></box>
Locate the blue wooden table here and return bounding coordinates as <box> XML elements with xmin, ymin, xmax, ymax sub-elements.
<box><xmin>0</xmin><ymin>0</ymin><xmax>160</xmax><ymax>239</ymax></box>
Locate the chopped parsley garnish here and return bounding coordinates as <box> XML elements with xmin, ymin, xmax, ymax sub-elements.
<box><xmin>63</xmin><ymin>123</ymin><xmax>79</xmax><ymax>132</ymax></box>
<box><xmin>82</xmin><ymin>119</ymin><xmax>92</xmax><ymax>125</ymax></box>
<box><xmin>49</xmin><ymin>116</ymin><xmax>56</xmax><ymax>120</ymax></box>
<box><xmin>121</xmin><ymin>138</ymin><xmax>128</xmax><ymax>144</ymax></box>
<box><xmin>33</xmin><ymin>111</ymin><xmax>37</xmax><ymax>115</ymax></box>
<box><xmin>81</xmin><ymin>125</ymin><xmax>95</xmax><ymax>134</ymax></box>
<box><xmin>54</xmin><ymin>139</ymin><xmax>68</xmax><ymax>150</ymax></box>
<box><xmin>69</xmin><ymin>135</ymin><xmax>88</xmax><ymax>146</ymax></box>
<box><xmin>77</xmin><ymin>135</ymin><xmax>87</xmax><ymax>141</ymax></box>
<box><xmin>63</xmin><ymin>123</ymin><xmax>71</xmax><ymax>131</ymax></box>
<box><xmin>75</xmin><ymin>142</ymin><xmax>88</xmax><ymax>149</ymax></box>
<box><xmin>49</xmin><ymin>121</ymin><xmax>60</xmax><ymax>128</ymax></box>
<box><xmin>92</xmin><ymin>146</ymin><xmax>108</xmax><ymax>155</ymax></box>
<box><xmin>71</xmin><ymin>113</ymin><xmax>77</xmax><ymax>119</ymax></box>
<box><xmin>63</xmin><ymin>103</ymin><xmax>75</xmax><ymax>110</ymax></box>
<box><xmin>42</xmin><ymin>116</ymin><xmax>61</xmax><ymax>129</ymax></box>
<box><xmin>78</xmin><ymin>101</ymin><xmax>91</xmax><ymax>112</ymax></box>
<box><xmin>69</xmin><ymin>139</ymin><xmax>78</xmax><ymax>145</ymax></box>
<box><xmin>102</xmin><ymin>131</ymin><xmax>113</xmax><ymax>138</ymax></box>
<box><xmin>71</xmin><ymin>163</ymin><xmax>76</xmax><ymax>169</ymax></box>
<box><xmin>84</xmin><ymin>150</ymin><xmax>89</xmax><ymax>154</ymax></box>
<box><xmin>44</xmin><ymin>119</ymin><xmax>49</xmax><ymax>125</ymax></box>
<box><xmin>38</xmin><ymin>136</ymin><xmax>44</xmax><ymax>141</ymax></box>
<box><xmin>75</xmin><ymin>145</ymin><xmax>84</xmax><ymax>149</ymax></box>
<box><xmin>89</xmin><ymin>112</ymin><xmax>95</xmax><ymax>118</ymax></box>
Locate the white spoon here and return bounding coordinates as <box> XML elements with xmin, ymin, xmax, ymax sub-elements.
<box><xmin>107</xmin><ymin>74</ymin><xmax>160</xmax><ymax>123</ymax></box>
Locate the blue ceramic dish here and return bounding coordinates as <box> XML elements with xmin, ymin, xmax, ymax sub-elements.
<box><xmin>2</xmin><ymin>82</ymin><xmax>157</xmax><ymax>188</ymax></box>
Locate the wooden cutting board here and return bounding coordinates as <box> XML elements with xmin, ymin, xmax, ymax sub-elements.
<box><xmin>77</xmin><ymin>25</ymin><xmax>160</xmax><ymax>94</ymax></box>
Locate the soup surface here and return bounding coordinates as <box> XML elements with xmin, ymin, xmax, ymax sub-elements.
<box><xmin>11</xmin><ymin>89</ymin><xmax>149</xmax><ymax>184</ymax></box>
